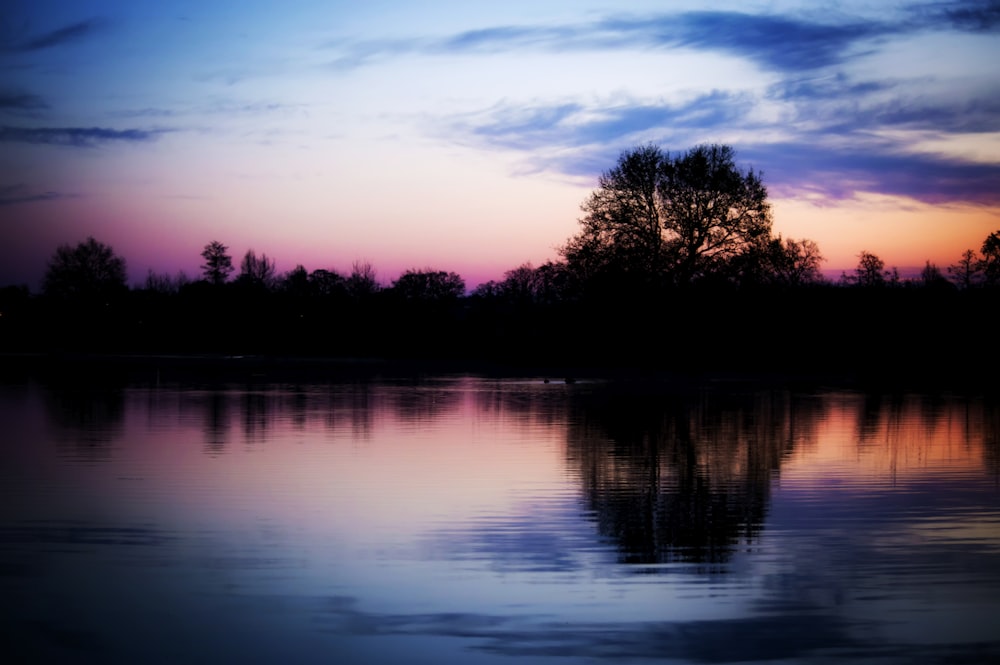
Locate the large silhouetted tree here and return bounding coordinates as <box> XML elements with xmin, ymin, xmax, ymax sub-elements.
<box><xmin>563</xmin><ymin>144</ymin><xmax>772</xmax><ymax>287</ymax></box>
<box><xmin>43</xmin><ymin>236</ymin><xmax>127</xmax><ymax>301</ymax></box>
<box><xmin>201</xmin><ymin>241</ymin><xmax>233</xmax><ymax>285</ymax></box>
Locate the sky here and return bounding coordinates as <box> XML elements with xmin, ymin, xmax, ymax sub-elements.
<box><xmin>2</xmin><ymin>0</ymin><xmax>999</xmax><ymax>289</ymax></box>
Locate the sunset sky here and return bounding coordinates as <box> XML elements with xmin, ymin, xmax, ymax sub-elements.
<box><xmin>2</xmin><ymin>0</ymin><xmax>999</xmax><ymax>289</ymax></box>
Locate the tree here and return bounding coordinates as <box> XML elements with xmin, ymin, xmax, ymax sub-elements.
<box><xmin>346</xmin><ymin>260</ymin><xmax>380</xmax><ymax>299</ymax></box>
<box><xmin>238</xmin><ymin>249</ymin><xmax>276</xmax><ymax>288</ymax></box>
<box><xmin>201</xmin><ymin>241</ymin><xmax>233</xmax><ymax>285</ymax></box>
<box><xmin>948</xmin><ymin>249</ymin><xmax>982</xmax><ymax>289</ymax></box>
<box><xmin>43</xmin><ymin>236</ymin><xmax>127</xmax><ymax>301</ymax></box>
<box><xmin>853</xmin><ymin>250</ymin><xmax>886</xmax><ymax>287</ymax></box>
<box><xmin>563</xmin><ymin>144</ymin><xmax>773</xmax><ymax>287</ymax></box>
<box><xmin>981</xmin><ymin>230</ymin><xmax>1000</xmax><ymax>286</ymax></box>
<box><xmin>391</xmin><ymin>269</ymin><xmax>465</xmax><ymax>303</ymax></box>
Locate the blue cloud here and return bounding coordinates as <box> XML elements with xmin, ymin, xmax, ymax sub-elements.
<box><xmin>0</xmin><ymin>183</ymin><xmax>72</xmax><ymax>206</ymax></box>
<box><xmin>0</xmin><ymin>126</ymin><xmax>163</xmax><ymax>147</ymax></box>
<box><xmin>743</xmin><ymin>143</ymin><xmax>1000</xmax><ymax>205</ymax></box>
<box><xmin>922</xmin><ymin>0</ymin><xmax>1000</xmax><ymax>32</ymax></box>
<box><xmin>329</xmin><ymin>11</ymin><xmax>892</xmax><ymax>74</ymax></box>
<box><xmin>460</xmin><ymin>92</ymin><xmax>752</xmax><ymax>153</ymax></box>
<box><xmin>601</xmin><ymin>12</ymin><xmax>883</xmax><ymax>72</ymax></box>
<box><xmin>11</xmin><ymin>18</ymin><xmax>105</xmax><ymax>52</ymax></box>
<box><xmin>0</xmin><ymin>90</ymin><xmax>48</xmax><ymax>114</ymax></box>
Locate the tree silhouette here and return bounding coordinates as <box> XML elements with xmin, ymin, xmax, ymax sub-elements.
<box><xmin>391</xmin><ymin>269</ymin><xmax>465</xmax><ymax>303</ymax></box>
<box><xmin>853</xmin><ymin>250</ymin><xmax>886</xmax><ymax>287</ymax></box>
<box><xmin>563</xmin><ymin>144</ymin><xmax>772</xmax><ymax>287</ymax></box>
<box><xmin>43</xmin><ymin>236</ymin><xmax>127</xmax><ymax>301</ymax></box>
<box><xmin>948</xmin><ymin>249</ymin><xmax>982</xmax><ymax>289</ymax></box>
<box><xmin>346</xmin><ymin>260</ymin><xmax>380</xmax><ymax>299</ymax></box>
<box><xmin>981</xmin><ymin>230</ymin><xmax>1000</xmax><ymax>286</ymax></box>
<box><xmin>201</xmin><ymin>241</ymin><xmax>233</xmax><ymax>285</ymax></box>
<box><xmin>238</xmin><ymin>249</ymin><xmax>276</xmax><ymax>288</ymax></box>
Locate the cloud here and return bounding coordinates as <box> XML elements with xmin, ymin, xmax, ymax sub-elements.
<box><xmin>743</xmin><ymin>142</ymin><xmax>1000</xmax><ymax>205</ymax></box>
<box><xmin>456</xmin><ymin>92</ymin><xmax>752</xmax><ymax>154</ymax></box>
<box><xmin>600</xmin><ymin>12</ymin><xmax>884</xmax><ymax>72</ymax></box>
<box><xmin>0</xmin><ymin>126</ymin><xmax>164</xmax><ymax>147</ymax></box>
<box><xmin>0</xmin><ymin>90</ymin><xmax>48</xmax><ymax>114</ymax></box>
<box><xmin>918</xmin><ymin>0</ymin><xmax>1000</xmax><ymax>32</ymax></box>
<box><xmin>329</xmin><ymin>11</ymin><xmax>889</xmax><ymax>73</ymax></box>
<box><xmin>0</xmin><ymin>184</ymin><xmax>73</xmax><ymax>206</ymax></box>
<box><xmin>12</xmin><ymin>18</ymin><xmax>105</xmax><ymax>52</ymax></box>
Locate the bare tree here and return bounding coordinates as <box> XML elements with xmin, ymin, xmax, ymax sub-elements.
<box><xmin>948</xmin><ymin>249</ymin><xmax>982</xmax><ymax>289</ymax></box>
<box><xmin>854</xmin><ymin>250</ymin><xmax>886</xmax><ymax>287</ymax></box>
<box><xmin>563</xmin><ymin>144</ymin><xmax>773</xmax><ymax>286</ymax></box>
<box><xmin>346</xmin><ymin>260</ymin><xmax>380</xmax><ymax>298</ymax></box>
<box><xmin>238</xmin><ymin>249</ymin><xmax>276</xmax><ymax>288</ymax></box>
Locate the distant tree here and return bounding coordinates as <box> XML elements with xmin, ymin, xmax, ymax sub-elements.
<box><xmin>43</xmin><ymin>236</ymin><xmax>127</xmax><ymax>301</ymax></box>
<box><xmin>739</xmin><ymin>236</ymin><xmax>825</xmax><ymax>286</ymax></box>
<box><xmin>854</xmin><ymin>250</ymin><xmax>886</xmax><ymax>288</ymax></box>
<box><xmin>280</xmin><ymin>264</ymin><xmax>310</xmax><ymax>296</ymax></box>
<box><xmin>346</xmin><ymin>260</ymin><xmax>380</xmax><ymax>299</ymax></box>
<box><xmin>981</xmin><ymin>230</ymin><xmax>1000</xmax><ymax>286</ymax></box>
<box><xmin>563</xmin><ymin>143</ymin><xmax>772</xmax><ymax>287</ymax></box>
<box><xmin>948</xmin><ymin>249</ymin><xmax>982</xmax><ymax>289</ymax></box>
<box><xmin>201</xmin><ymin>241</ymin><xmax>233</xmax><ymax>285</ymax></box>
<box><xmin>238</xmin><ymin>249</ymin><xmax>276</xmax><ymax>288</ymax></box>
<box><xmin>391</xmin><ymin>269</ymin><xmax>465</xmax><ymax>303</ymax></box>
<box><xmin>308</xmin><ymin>268</ymin><xmax>346</xmax><ymax>297</ymax></box>
<box><xmin>143</xmin><ymin>269</ymin><xmax>190</xmax><ymax>294</ymax></box>
<box><xmin>920</xmin><ymin>261</ymin><xmax>952</xmax><ymax>290</ymax></box>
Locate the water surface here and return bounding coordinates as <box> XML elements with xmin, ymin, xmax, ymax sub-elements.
<box><xmin>2</xmin><ymin>375</ymin><xmax>998</xmax><ymax>663</ymax></box>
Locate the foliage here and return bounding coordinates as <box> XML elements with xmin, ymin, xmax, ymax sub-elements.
<box><xmin>43</xmin><ymin>236</ymin><xmax>127</xmax><ymax>301</ymax></box>
<box><xmin>563</xmin><ymin>144</ymin><xmax>773</xmax><ymax>287</ymax></box>
<box><xmin>200</xmin><ymin>241</ymin><xmax>233</xmax><ymax>285</ymax></box>
<box><xmin>981</xmin><ymin>230</ymin><xmax>1000</xmax><ymax>286</ymax></box>
<box><xmin>391</xmin><ymin>269</ymin><xmax>465</xmax><ymax>302</ymax></box>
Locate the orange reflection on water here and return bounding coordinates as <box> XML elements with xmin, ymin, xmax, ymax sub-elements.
<box><xmin>779</xmin><ymin>392</ymin><xmax>994</xmax><ymax>486</ymax></box>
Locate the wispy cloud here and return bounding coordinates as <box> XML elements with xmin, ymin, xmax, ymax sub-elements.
<box><xmin>11</xmin><ymin>18</ymin><xmax>105</xmax><ymax>53</ymax></box>
<box><xmin>918</xmin><ymin>0</ymin><xmax>1000</xmax><ymax>32</ymax></box>
<box><xmin>454</xmin><ymin>92</ymin><xmax>752</xmax><ymax>153</ymax></box>
<box><xmin>0</xmin><ymin>126</ymin><xmax>164</xmax><ymax>147</ymax></box>
<box><xmin>328</xmin><ymin>11</ymin><xmax>889</xmax><ymax>73</ymax></box>
<box><xmin>744</xmin><ymin>142</ymin><xmax>1000</xmax><ymax>205</ymax></box>
<box><xmin>0</xmin><ymin>183</ymin><xmax>74</xmax><ymax>206</ymax></box>
<box><xmin>0</xmin><ymin>90</ymin><xmax>48</xmax><ymax>114</ymax></box>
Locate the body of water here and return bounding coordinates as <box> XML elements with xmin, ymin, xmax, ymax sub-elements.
<box><xmin>2</xmin><ymin>373</ymin><xmax>999</xmax><ymax>663</ymax></box>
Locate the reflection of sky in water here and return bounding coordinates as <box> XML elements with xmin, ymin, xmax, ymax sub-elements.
<box><xmin>1</xmin><ymin>378</ymin><xmax>998</xmax><ymax>663</ymax></box>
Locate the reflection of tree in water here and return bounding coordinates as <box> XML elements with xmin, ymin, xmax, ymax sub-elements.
<box><xmin>202</xmin><ymin>391</ymin><xmax>230</xmax><ymax>455</ymax></box>
<box><xmin>565</xmin><ymin>387</ymin><xmax>818</xmax><ymax>566</ymax></box>
<box><xmin>385</xmin><ymin>379</ymin><xmax>463</xmax><ymax>424</ymax></box>
<box><xmin>41</xmin><ymin>377</ymin><xmax>126</xmax><ymax>462</ymax></box>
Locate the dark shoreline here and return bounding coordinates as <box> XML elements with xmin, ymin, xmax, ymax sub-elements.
<box><xmin>1</xmin><ymin>350</ymin><xmax>992</xmax><ymax>394</ymax></box>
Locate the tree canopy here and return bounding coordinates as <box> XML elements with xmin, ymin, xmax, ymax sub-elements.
<box><xmin>43</xmin><ymin>236</ymin><xmax>127</xmax><ymax>301</ymax></box>
<box><xmin>201</xmin><ymin>241</ymin><xmax>233</xmax><ymax>285</ymax></box>
<box><xmin>563</xmin><ymin>144</ymin><xmax>773</xmax><ymax>288</ymax></box>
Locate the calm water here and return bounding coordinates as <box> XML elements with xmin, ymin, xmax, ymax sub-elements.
<box><xmin>2</xmin><ymin>374</ymin><xmax>999</xmax><ymax>664</ymax></box>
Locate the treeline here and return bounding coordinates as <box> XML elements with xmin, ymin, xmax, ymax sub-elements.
<box><xmin>2</xmin><ymin>143</ymin><xmax>998</xmax><ymax>380</ymax></box>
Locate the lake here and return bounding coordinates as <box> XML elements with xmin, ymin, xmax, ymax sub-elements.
<box><xmin>2</xmin><ymin>372</ymin><xmax>999</xmax><ymax>664</ymax></box>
